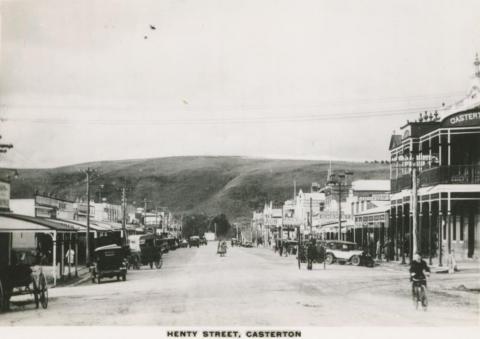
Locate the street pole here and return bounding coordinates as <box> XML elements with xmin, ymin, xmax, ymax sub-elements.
<box><xmin>412</xmin><ymin>165</ymin><xmax>418</xmax><ymax>255</ymax></box>
<box><xmin>144</xmin><ymin>198</ymin><xmax>148</xmax><ymax>229</ymax></box>
<box><xmin>338</xmin><ymin>181</ymin><xmax>342</xmax><ymax>241</ymax></box>
<box><xmin>122</xmin><ymin>186</ymin><xmax>127</xmax><ymax>246</ymax></box>
<box><xmin>309</xmin><ymin>197</ymin><xmax>313</xmax><ymax>236</ymax></box>
<box><xmin>84</xmin><ymin>167</ymin><xmax>95</xmax><ymax>266</ymax></box>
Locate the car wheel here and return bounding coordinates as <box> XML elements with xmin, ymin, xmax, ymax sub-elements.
<box><xmin>325</xmin><ymin>253</ymin><xmax>335</xmax><ymax>265</ymax></box>
<box><xmin>351</xmin><ymin>255</ymin><xmax>361</xmax><ymax>266</ymax></box>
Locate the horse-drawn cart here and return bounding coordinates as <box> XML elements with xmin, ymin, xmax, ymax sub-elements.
<box><xmin>0</xmin><ymin>264</ymin><xmax>48</xmax><ymax>312</ymax></box>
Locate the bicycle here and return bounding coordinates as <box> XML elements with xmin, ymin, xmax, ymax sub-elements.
<box><xmin>411</xmin><ymin>276</ymin><xmax>428</xmax><ymax>311</ymax></box>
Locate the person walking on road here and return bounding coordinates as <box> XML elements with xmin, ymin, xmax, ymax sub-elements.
<box><xmin>306</xmin><ymin>239</ymin><xmax>317</xmax><ymax>270</ymax></box>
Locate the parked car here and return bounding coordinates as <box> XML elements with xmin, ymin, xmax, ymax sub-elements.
<box><xmin>199</xmin><ymin>236</ymin><xmax>207</xmax><ymax>245</ymax></box>
<box><xmin>323</xmin><ymin>240</ymin><xmax>373</xmax><ymax>267</ymax></box>
<box><xmin>179</xmin><ymin>239</ymin><xmax>188</xmax><ymax>248</ymax></box>
<box><xmin>188</xmin><ymin>236</ymin><xmax>200</xmax><ymax>248</ymax></box>
<box><xmin>242</xmin><ymin>241</ymin><xmax>253</xmax><ymax>248</ymax></box>
<box><xmin>91</xmin><ymin>244</ymin><xmax>128</xmax><ymax>283</ymax></box>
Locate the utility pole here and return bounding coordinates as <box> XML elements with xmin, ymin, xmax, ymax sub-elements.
<box><xmin>0</xmin><ymin>134</ymin><xmax>13</xmax><ymax>154</ymax></box>
<box><xmin>84</xmin><ymin>167</ymin><xmax>96</xmax><ymax>265</ymax></box>
<box><xmin>144</xmin><ymin>198</ymin><xmax>148</xmax><ymax>229</ymax></box>
<box><xmin>121</xmin><ymin>186</ymin><xmax>127</xmax><ymax>246</ymax></box>
<box><xmin>309</xmin><ymin>197</ymin><xmax>313</xmax><ymax>235</ymax></box>
<box><xmin>412</xmin><ymin>165</ymin><xmax>418</xmax><ymax>255</ymax></box>
<box><xmin>338</xmin><ymin>181</ymin><xmax>342</xmax><ymax>241</ymax></box>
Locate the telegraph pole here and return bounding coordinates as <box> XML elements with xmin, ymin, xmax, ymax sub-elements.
<box><xmin>412</xmin><ymin>165</ymin><xmax>418</xmax><ymax>255</ymax></box>
<box><xmin>309</xmin><ymin>197</ymin><xmax>313</xmax><ymax>236</ymax></box>
<box><xmin>121</xmin><ymin>186</ymin><xmax>127</xmax><ymax>245</ymax></box>
<box><xmin>338</xmin><ymin>181</ymin><xmax>342</xmax><ymax>241</ymax></box>
<box><xmin>84</xmin><ymin>167</ymin><xmax>96</xmax><ymax>265</ymax></box>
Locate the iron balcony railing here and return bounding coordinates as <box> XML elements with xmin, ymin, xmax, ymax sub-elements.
<box><xmin>391</xmin><ymin>165</ymin><xmax>480</xmax><ymax>192</ymax></box>
<box><xmin>391</xmin><ymin>173</ymin><xmax>412</xmax><ymax>193</ymax></box>
<box><xmin>419</xmin><ymin>165</ymin><xmax>480</xmax><ymax>187</ymax></box>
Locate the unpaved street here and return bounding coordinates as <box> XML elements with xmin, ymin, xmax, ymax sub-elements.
<box><xmin>1</xmin><ymin>243</ymin><xmax>479</xmax><ymax>326</ymax></box>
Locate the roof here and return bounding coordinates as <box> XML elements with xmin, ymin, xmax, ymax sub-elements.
<box><xmin>355</xmin><ymin>204</ymin><xmax>390</xmax><ymax>216</ymax></box>
<box><xmin>351</xmin><ymin>180</ymin><xmax>390</xmax><ymax>192</ymax></box>
<box><xmin>389</xmin><ymin>134</ymin><xmax>402</xmax><ymax>150</ymax></box>
<box><xmin>53</xmin><ymin>218</ymin><xmax>109</xmax><ymax>232</ymax></box>
<box><xmin>0</xmin><ymin>213</ymin><xmax>76</xmax><ymax>232</ymax></box>
<box><xmin>94</xmin><ymin>244</ymin><xmax>122</xmax><ymax>251</ymax></box>
<box><xmin>0</xmin><ymin>215</ymin><xmax>51</xmax><ymax>232</ymax></box>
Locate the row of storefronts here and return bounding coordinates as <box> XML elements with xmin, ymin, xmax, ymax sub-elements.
<box><xmin>252</xmin><ymin>57</ymin><xmax>480</xmax><ymax>263</ymax></box>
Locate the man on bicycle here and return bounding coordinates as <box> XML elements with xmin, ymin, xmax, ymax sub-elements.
<box><xmin>409</xmin><ymin>253</ymin><xmax>430</xmax><ymax>300</ymax></box>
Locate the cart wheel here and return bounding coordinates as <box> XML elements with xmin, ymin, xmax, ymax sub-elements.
<box><xmin>155</xmin><ymin>258</ymin><xmax>163</xmax><ymax>269</ymax></box>
<box><xmin>33</xmin><ymin>279</ymin><xmax>39</xmax><ymax>309</ymax></box>
<box><xmin>39</xmin><ymin>273</ymin><xmax>48</xmax><ymax>309</ymax></box>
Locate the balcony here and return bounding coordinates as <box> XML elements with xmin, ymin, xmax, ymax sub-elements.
<box><xmin>391</xmin><ymin>165</ymin><xmax>480</xmax><ymax>193</ymax></box>
<box><xmin>419</xmin><ymin>165</ymin><xmax>480</xmax><ymax>187</ymax></box>
<box><xmin>391</xmin><ymin>174</ymin><xmax>412</xmax><ymax>193</ymax></box>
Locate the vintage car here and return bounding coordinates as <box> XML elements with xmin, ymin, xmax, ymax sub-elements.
<box><xmin>91</xmin><ymin>244</ymin><xmax>127</xmax><ymax>283</ymax></box>
<box><xmin>323</xmin><ymin>240</ymin><xmax>373</xmax><ymax>266</ymax></box>
<box><xmin>127</xmin><ymin>234</ymin><xmax>163</xmax><ymax>269</ymax></box>
<box><xmin>179</xmin><ymin>239</ymin><xmax>188</xmax><ymax>248</ymax></box>
<box><xmin>242</xmin><ymin>241</ymin><xmax>253</xmax><ymax>248</ymax></box>
<box><xmin>188</xmin><ymin>236</ymin><xmax>200</xmax><ymax>248</ymax></box>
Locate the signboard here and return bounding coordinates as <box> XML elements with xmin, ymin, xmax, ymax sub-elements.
<box><xmin>358</xmin><ymin>194</ymin><xmax>390</xmax><ymax>201</ymax></box>
<box><xmin>0</xmin><ymin>181</ymin><xmax>10</xmax><ymax>210</ymax></box>
<box><xmin>442</xmin><ymin>111</ymin><xmax>480</xmax><ymax>128</ymax></box>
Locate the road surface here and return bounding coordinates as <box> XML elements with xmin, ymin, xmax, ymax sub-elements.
<box><xmin>1</xmin><ymin>242</ymin><xmax>478</xmax><ymax>326</ymax></box>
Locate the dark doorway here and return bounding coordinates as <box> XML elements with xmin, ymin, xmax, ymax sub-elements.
<box><xmin>0</xmin><ymin>233</ymin><xmax>11</xmax><ymax>266</ymax></box>
<box><xmin>468</xmin><ymin>211</ymin><xmax>475</xmax><ymax>258</ymax></box>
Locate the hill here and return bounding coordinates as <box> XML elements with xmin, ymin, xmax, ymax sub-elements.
<box><xmin>10</xmin><ymin>156</ymin><xmax>390</xmax><ymax>222</ymax></box>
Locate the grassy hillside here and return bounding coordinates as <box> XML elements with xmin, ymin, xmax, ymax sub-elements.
<box><xmin>10</xmin><ymin>156</ymin><xmax>389</xmax><ymax>221</ymax></box>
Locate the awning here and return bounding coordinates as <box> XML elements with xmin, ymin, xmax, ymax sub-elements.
<box><xmin>53</xmin><ymin>218</ymin><xmax>106</xmax><ymax>232</ymax></box>
<box><xmin>0</xmin><ymin>213</ymin><xmax>76</xmax><ymax>233</ymax></box>
<box><xmin>0</xmin><ymin>215</ymin><xmax>51</xmax><ymax>232</ymax></box>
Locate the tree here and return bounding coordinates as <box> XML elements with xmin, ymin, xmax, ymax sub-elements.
<box><xmin>181</xmin><ymin>214</ymin><xmax>210</xmax><ymax>238</ymax></box>
<box><xmin>211</xmin><ymin>214</ymin><xmax>232</xmax><ymax>237</ymax></box>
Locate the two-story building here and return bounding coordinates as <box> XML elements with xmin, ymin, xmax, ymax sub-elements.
<box><xmin>389</xmin><ymin>56</ymin><xmax>480</xmax><ymax>263</ymax></box>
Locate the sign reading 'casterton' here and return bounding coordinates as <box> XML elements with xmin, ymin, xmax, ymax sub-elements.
<box><xmin>443</xmin><ymin>111</ymin><xmax>480</xmax><ymax>127</ymax></box>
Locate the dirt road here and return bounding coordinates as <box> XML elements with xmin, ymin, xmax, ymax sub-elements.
<box><xmin>1</xmin><ymin>243</ymin><xmax>478</xmax><ymax>326</ymax></box>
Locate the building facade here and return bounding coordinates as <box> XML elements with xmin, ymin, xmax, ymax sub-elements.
<box><xmin>389</xmin><ymin>57</ymin><xmax>480</xmax><ymax>262</ymax></box>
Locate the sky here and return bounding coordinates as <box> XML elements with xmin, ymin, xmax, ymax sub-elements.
<box><xmin>0</xmin><ymin>0</ymin><xmax>479</xmax><ymax>168</ymax></box>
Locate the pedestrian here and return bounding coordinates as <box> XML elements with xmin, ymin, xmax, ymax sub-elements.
<box><xmin>65</xmin><ymin>248</ymin><xmax>75</xmax><ymax>266</ymax></box>
<box><xmin>279</xmin><ymin>241</ymin><xmax>283</xmax><ymax>256</ymax></box>
<box><xmin>306</xmin><ymin>239</ymin><xmax>317</xmax><ymax>270</ymax></box>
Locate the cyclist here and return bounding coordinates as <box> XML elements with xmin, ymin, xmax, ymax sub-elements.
<box><xmin>409</xmin><ymin>253</ymin><xmax>430</xmax><ymax>306</ymax></box>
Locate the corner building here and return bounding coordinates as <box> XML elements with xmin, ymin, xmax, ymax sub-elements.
<box><xmin>389</xmin><ymin>56</ymin><xmax>480</xmax><ymax>263</ymax></box>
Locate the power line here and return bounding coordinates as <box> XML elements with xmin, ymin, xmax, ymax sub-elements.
<box><xmin>1</xmin><ymin>105</ymin><xmax>439</xmax><ymax>126</ymax></box>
